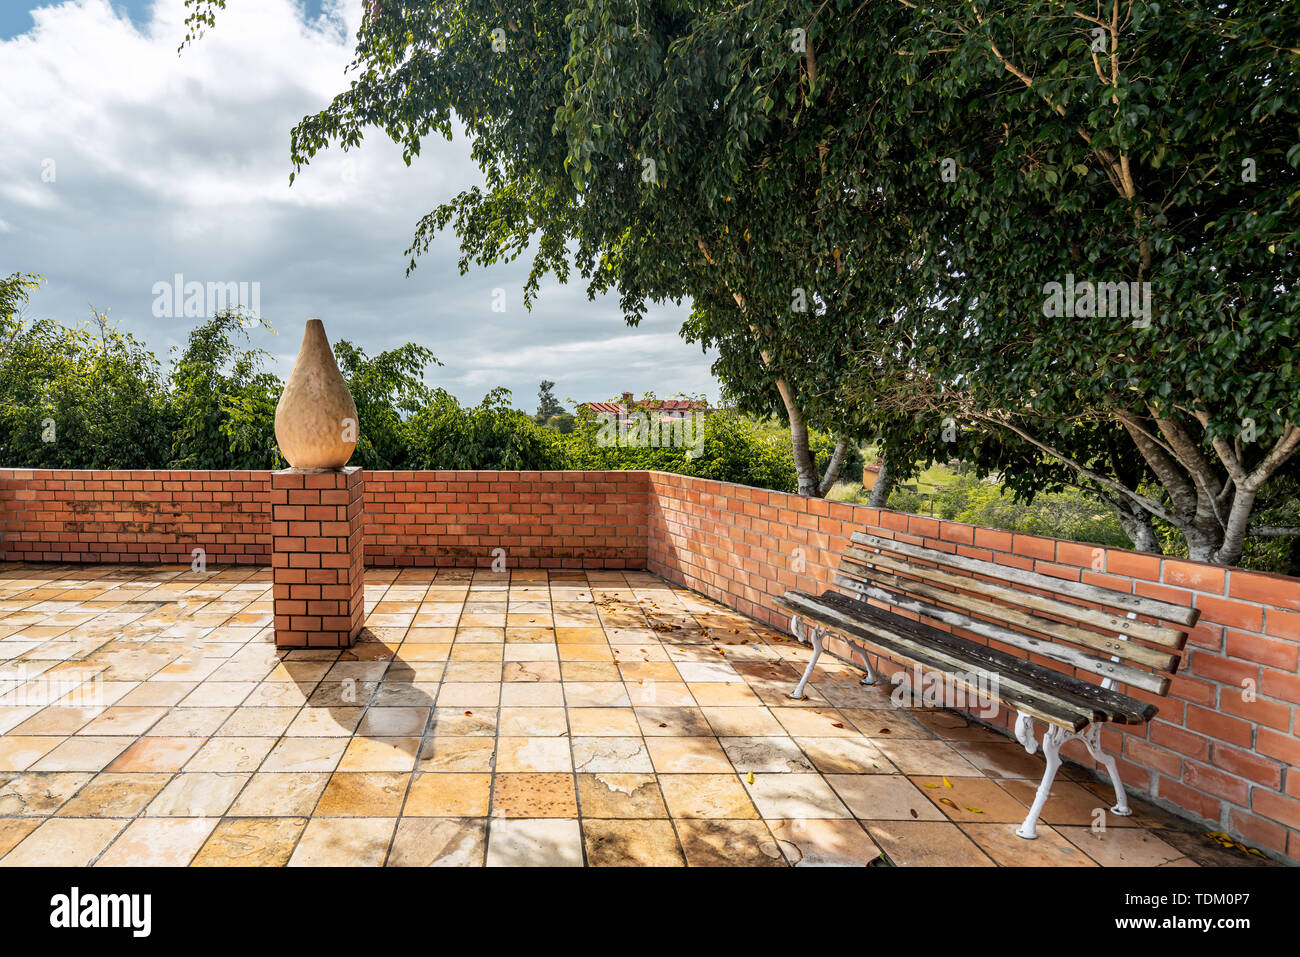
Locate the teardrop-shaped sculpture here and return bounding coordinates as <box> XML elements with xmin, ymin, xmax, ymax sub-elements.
<box><xmin>274</xmin><ymin>318</ymin><xmax>359</xmax><ymax>468</ymax></box>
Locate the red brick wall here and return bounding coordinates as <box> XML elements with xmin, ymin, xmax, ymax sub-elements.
<box><xmin>0</xmin><ymin>469</ymin><xmax>271</xmax><ymax>564</ymax></box>
<box><xmin>0</xmin><ymin>469</ymin><xmax>647</xmax><ymax>569</ymax></box>
<box><xmin>362</xmin><ymin>470</ymin><xmax>647</xmax><ymax>567</ymax></box>
<box><xmin>645</xmin><ymin>471</ymin><xmax>1300</xmax><ymax>863</ymax></box>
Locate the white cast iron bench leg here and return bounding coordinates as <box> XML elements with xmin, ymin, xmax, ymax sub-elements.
<box><xmin>1014</xmin><ymin>712</ymin><xmax>1131</xmax><ymax>840</ymax></box>
<box><xmin>788</xmin><ymin>615</ymin><xmax>824</xmax><ymax>700</ymax></box>
<box><xmin>857</xmin><ymin>654</ymin><xmax>878</xmax><ymax>686</ymax></box>
<box><xmin>1087</xmin><ymin>612</ymin><xmax>1135</xmax><ymax>819</ymax></box>
<box><xmin>1016</xmin><ymin>723</ymin><xmax>1067</xmax><ymax>839</ymax></box>
<box><xmin>1079</xmin><ymin>723</ymin><xmax>1133</xmax><ymax>819</ymax></box>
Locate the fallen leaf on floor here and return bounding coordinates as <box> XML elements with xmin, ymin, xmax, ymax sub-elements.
<box><xmin>831</xmin><ymin>722</ymin><xmax>844</xmax><ymax>729</ymax></box>
<box><xmin>746</xmin><ymin>771</ymin><xmax>755</xmax><ymax>784</ymax></box>
<box><xmin>939</xmin><ymin>797</ymin><xmax>959</xmax><ymax>810</ymax></box>
<box><xmin>964</xmin><ymin>806</ymin><xmax>983</xmax><ymax>814</ymax></box>
<box><xmin>909</xmin><ymin>808</ymin><xmax>918</xmax><ymax>818</ymax></box>
<box><xmin>942</xmin><ymin>777</ymin><xmax>953</xmax><ymax>788</ymax></box>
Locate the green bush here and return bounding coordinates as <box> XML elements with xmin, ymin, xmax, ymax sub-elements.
<box><xmin>0</xmin><ymin>291</ymin><xmax>173</xmax><ymax>469</ymax></box>
<box><xmin>561</xmin><ymin>408</ymin><xmax>801</xmax><ymax>491</ymax></box>
<box><xmin>334</xmin><ymin>339</ymin><xmax>436</xmax><ymax>470</ymax></box>
<box><xmin>404</xmin><ymin>388</ymin><xmax>566</xmax><ymax>471</ymax></box>
<box><xmin>8</xmin><ymin>277</ymin><xmax>1290</xmax><ymax>573</ymax></box>
<box><xmin>686</xmin><ymin>412</ymin><xmax>801</xmax><ymax>490</ymax></box>
<box><xmin>545</xmin><ymin>413</ymin><xmax>575</xmax><ymax>434</ymax></box>
<box><xmin>168</xmin><ymin>311</ymin><xmax>282</xmax><ymax>470</ymax></box>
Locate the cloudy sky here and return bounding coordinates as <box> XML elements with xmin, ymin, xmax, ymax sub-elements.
<box><xmin>0</xmin><ymin>0</ymin><xmax>720</xmax><ymax>410</ymax></box>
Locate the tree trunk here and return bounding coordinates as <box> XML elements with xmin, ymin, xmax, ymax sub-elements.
<box><xmin>715</xmin><ymin>273</ymin><xmax>821</xmax><ymax>498</ymax></box>
<box><xmin>775</xmin><ymin>375</ymin><xmax>820</xmax><ymax>496</ymax></box>
<box><xmin>818</xmin><ymin>437</ymin><xmax>850</xmax><ymax>496</ymax></box>
<box><xmin>1183</xmin><ymin>531</ymin><xmax>1217</xmax><ymax>564</ymax></box>
<box><xmin>1113</xmin><ymin>502</ymin><xmax>1160</xmax><ymax>554</ymax></box>
<box><xmin>867</xmin><ymin>454</ymin><xmax>894</xmax><ymax>508</ymax></box>
<box><xmin>1213</xmin><ymin>486</ymin><xmax>1258</xmax><ymax>566</ymax></box>
<box><xmin>974</xmin><ymin>408</ymin><xmax>1300</xmax><ymax>566</ymax></box>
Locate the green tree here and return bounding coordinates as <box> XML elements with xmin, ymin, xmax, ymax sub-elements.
<box><xmin>0</xmin><ymin>278</ymin><xmax>172</xmax><ymax>468</ymax></box>
<box><xmin>535</xmin><ymin>379</ymin><xmax>565</xmax><ymax>423</ymax></box>
<box><xmin>405</xmin><ymin>387</ymin><xmax>567</xmax><ymax>470</ymax></box>
<box><xmin>862</xmin><ymin>0</ymin><xmax>1300</xmax><ymax>563</ymax></box>
<box><xmin>168</xmin><ymin>311</ymin><xmax>283</xmax><ymax>470</ymax></box>
<box><xmin>181</xmin><ymin>0</ymin><xmax>901</xmax><ymax>498</ymax></box>
<box><xmin>180</xmin><ymin>1</ymin><xmax>1300</xmax><ymax>560</ymax></box>
<box><xmin>0</xmin><ymin>271</ymin><xmax>43</xmax><ymax>382</ymax></box>
<box><xmin>334</xmin><ymin>339</ymin><xmax>438</xmax><ymax>468</ymax></box>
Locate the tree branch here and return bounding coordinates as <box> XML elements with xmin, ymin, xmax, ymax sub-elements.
<box><xmin>967</xmin><ymin>410</ymin><xmax>1181</xmax><ymax>526</ymax></box>
<box><xmin>818</xmin><ymin>436</ymin><xmax>850</xmax><ymax>496</ymax></box>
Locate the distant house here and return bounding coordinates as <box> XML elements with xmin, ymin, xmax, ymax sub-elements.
<box><xmin>579</xmin><ymin>393</ymin><xmax>710</xmax><ymax>455</ymax></box>
<box><xmin>579</xmin><ymin>392</ymin><xmax>708</xmax><ymax>425</ymax></box>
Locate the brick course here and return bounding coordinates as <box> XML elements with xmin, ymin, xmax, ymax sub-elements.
<box><xmin>0</xmin><ymin>469</ymin><xmax>270</xmax><ymax>564</ymax></box>
<box><xmin>0</xmin><ymin>468</ymin><xmax>646</xmax><ymax>568</ymax></box>
<box><xmin>362</xmin><ymin>470</ymin><xmax>646</xmax><ymax>568</ymax></box>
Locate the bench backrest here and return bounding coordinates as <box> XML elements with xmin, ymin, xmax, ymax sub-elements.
<box><xmin>837</xmin><ymin>532</ymin><xmax>1199</xmax><ymax>697</ymax></box>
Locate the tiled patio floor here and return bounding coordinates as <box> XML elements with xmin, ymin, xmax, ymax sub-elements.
<box><xmin>0</xmin><ymin>563</ymin><xmax>1265</xmax><ymax>867</ymax></box>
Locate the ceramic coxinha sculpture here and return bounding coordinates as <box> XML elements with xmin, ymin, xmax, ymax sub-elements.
<box><xmin>274</xmin><ymin>318</ymin><xmax>358</xmax><ymax>469</ymax></box>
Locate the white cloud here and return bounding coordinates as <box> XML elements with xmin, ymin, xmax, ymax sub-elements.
<box><xmin>0</xmin><ymin>0</ymin><xmax>717</xmax><ymax>408</ymax></box>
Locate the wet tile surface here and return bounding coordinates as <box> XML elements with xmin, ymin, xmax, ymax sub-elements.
<box><xmin>0</xmin><ymin>563</ymin><xmax>1266</xmax><ymax>867</ymax></box>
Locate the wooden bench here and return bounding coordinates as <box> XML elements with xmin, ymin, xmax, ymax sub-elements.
<box><xmin>774</xmin><ymin>531</ymin><xmax>1199</xmax><ymax>839</ymax></box>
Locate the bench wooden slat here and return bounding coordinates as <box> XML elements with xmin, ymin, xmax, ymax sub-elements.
<box><xmin>841</xmin><ymin>546</ymin><xmax>1188</xmax><ymax>650</ymax></box>
<box><xmin>851</xmin><ymin>532</ymin><xmax>1199</xmax><ymax>628</ymax></box>
<box><xmin>837</xmin><ymin>557</ymin><xmax>1181</xmax><ymax>671</ymax></box>
<box><xmin>811</xmin><ymin>591</ymin><xmax>1158</xmax><ymax>724</ymax></box>
<box><xmin>811</xmin><ymin>587</ymin><xmax>1159</xmax><ymax>722</ymax></box>
<box><xmin>777</xmin><ymin>590</ymin><xmax>1157</xmax><ymax>727</ymax></box>
<box><xmin>834</xmin><ymin>575</ymin><xmax>1170</xmax><ymax>695</ymax></box>
<box><xmin>774</xmin><ymin>593</ymin><xmax>1099</xmax><ymax>730</ymax></box>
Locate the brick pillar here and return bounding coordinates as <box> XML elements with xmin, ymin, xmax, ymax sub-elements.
<box><xmin>271</xmin><ymin>466</ymin><xmax>364</xmax><ymax>648</ymax></box>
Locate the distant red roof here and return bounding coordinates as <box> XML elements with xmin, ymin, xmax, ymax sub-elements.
<box><xmin>580</xmin><ymin>399</ymin><xmax>707</xmax><ymax>415</ymax></box>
